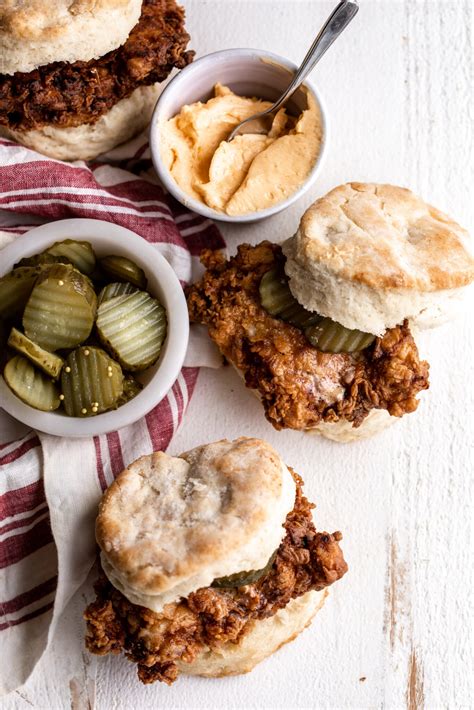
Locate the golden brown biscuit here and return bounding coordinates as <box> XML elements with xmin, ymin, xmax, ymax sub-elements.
<box><xmin>97</xmin><ymin>437</ymin><xmax>295</xmax><ymax>612</ymax></box>
<box><xmin>283</xmin><ymin>182</ymin><xmax>474</xmax><ymax>334</ymax></box>
<box><xmin>0</xmin><ymin>0</ymin><xmax>142</xmax><ymax>75</ymax></box>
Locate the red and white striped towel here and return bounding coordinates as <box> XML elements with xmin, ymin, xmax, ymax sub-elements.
<box><xmin>0</xmin><ymin>135</ymin><xmax>224</xmax><ymax>696</ymax></box>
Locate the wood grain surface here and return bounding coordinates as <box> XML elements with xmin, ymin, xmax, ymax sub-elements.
<box><xmin>2</xmin><ymin>1</ymin><xmax>473</xmax><ymax>708</ymax></box>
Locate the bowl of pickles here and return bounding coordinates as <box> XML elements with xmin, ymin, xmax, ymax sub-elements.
<box><xmin>0</xmin><ymin>218</ymin><xmax>189</xmax><ymax>437</ymax></box>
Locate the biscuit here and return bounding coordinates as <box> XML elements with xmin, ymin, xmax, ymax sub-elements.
<box><xmin>0</xmin><ymin>0</ymin><xmax>142</xmax><ymax>75</ymax></box>
<box><xmin>0</xmin><ymin>83</ymin><xmax>161</xmax><ymax>161</ymax></box>
<box><xmin>177</xmin><ymin>590</ymin><xmax>327</xmax><ymax>677</ymax></box>
<box><xmin>97</xmin><ymin>438</ymin><xmax>295</xmax><ymax>612</ymax></box>
<box><xmin>283</xmin><ymin>183</ymin><xmax>474</xmax><ymax>335</ymax></box>
<box><xmin>310</xmin><ymin>408</ymin><xmax>396</xmax><ymax>442</ymax></box>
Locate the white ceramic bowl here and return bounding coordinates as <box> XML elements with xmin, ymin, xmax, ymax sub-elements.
<box><xmin>150</xmin><ymin>48</ymin><xmax>328</xmax><ymax>223</ymax></box>
<box><xmin>0</xmin><ymin>219</ymin><xmax>189</xmax><ymax>437</ymax></box>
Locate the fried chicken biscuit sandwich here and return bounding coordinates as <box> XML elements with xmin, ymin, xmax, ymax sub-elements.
<box><xmin>187</xmin><ymin>183</ymin><xmax>474</xmax><ymax>441</ymax></box>
<box><xmin>84</xmin><ymin>437</ymin><xmax>347</xmax><ymax>684</ymax></box>
<box><xmin>0</xmin><ymin>0</ymin><xmax>193</xmax><ymax>160</ymax></box>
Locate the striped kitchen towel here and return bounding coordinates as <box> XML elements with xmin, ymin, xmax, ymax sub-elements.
<box><xmin>0</xmin><ymin>135</ymin><xmax>224</xmax><ymax>696</ymax></box>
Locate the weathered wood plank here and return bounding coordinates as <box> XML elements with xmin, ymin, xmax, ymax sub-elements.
<box><xmin>1</xmin><ymin>2</ymin><xmax>472</xmax><ymax>708</ymax></box>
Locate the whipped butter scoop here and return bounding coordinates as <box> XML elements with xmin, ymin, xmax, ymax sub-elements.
<box><xmin>159</xmin><ymin>84</ymin><xmax>322</xmax><ymax>217</ymax></box>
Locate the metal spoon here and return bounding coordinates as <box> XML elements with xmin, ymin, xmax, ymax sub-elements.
<box><xmin>227</xmin><ymin>0</ymin><xmax>359</xmax><ymax>142</ymax></box>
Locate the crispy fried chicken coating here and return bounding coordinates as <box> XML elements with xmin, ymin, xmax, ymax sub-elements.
<box><xmin>84</xmin><ymin>472</ymin><xmax>347</xmax><ymax>685</ymax></box>
<box><xmin>186</xmin><ymin>242</ymin><xmax>430</xmax><ymax>430</ymax></box>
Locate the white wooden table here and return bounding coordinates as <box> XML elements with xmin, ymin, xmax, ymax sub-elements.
<box><xmin>3</xmin><ymin>1</ymin><xmax>473</xmax><ymax>708</ymax></box>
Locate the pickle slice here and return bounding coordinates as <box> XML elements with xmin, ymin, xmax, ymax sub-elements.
<box><xmin>259</xmin><ymin>268</ymin><xmax>322</xmax><ymax>327</ymax></box>
<box><xmin>99</xmin><ymin>255</ymin><xmax>147</xmax><ymax>290</ymax></box>
<box><xmin>0</xmin><ymin>266</ymin><xmax>40</xmax><ymax>318</ymax></box>
<box><xmin>96</xmin><ymin>291</ymin><xmax>166</xmax><ymax>371</ymax></box>
<box><xmin>211</xmin><ymin>550</ymin><xmax>277</xmax><ymax>589</ymax></box>
<box><xmin>4</xmin><ymin>355</ymin><xmax>61</xmax><ymax>411</ymax></box>
<box><xmin>97</xmin><ymin>282</ymin><xmax>138</xmax><ymax>306</ymax></box>
<box><xmin>61</xmin><ymin>346</ymin><xmax>123</xmax><ymax>417</ymax></box>
<box><xmin>259</xmin><ymin>267</ymin><xmax>296</xmax><ymax>316</ymax></box>
<box><xmin>116</xmin><ymin>373</ymin><xmax>143</xmax><ymax>406</ymax></box>
<box><xmin>305</xmin><ymin>318</ymin><xmax>376</xmax><ymax>353</ymax></box>
<box><xmin>15</xmin><ymin>253</ymin><xmax>70</xmax><ymax>269</ymax></box>
<box><xmin>47</xmin><ymin>240</ymin><xmax>96</xmax><ymax>275</ymax></box>
<box><xmin>8</xmin><ymin>328</ymin><xmax>64</xmax><ymax>379</ymax></box>
<box><xmin>260</xmin><ymin>267</ymin><xmax>375</xmax><ymax>352</ymax></box>
<box><xmin>23</xmin><ymin>264</ymin><xmax>97</xmax><ymax>351</ymax></box>
<box><xmin>279</xmin><ymin>302</ymin><xmax>323</xmax><ymax>328</ymax></box>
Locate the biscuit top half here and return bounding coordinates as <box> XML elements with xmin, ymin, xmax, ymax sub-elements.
<box><xmin>291</xmin><ymin>182</ymin><xmax>473</xmax><ymax>292</ymax></box>
<box><xmin>96</xmin><ymin>437</ymin><xmax>296</xmax><ymax>612</ymax></box>
<box><xmin>0</xmin><ymin>0</ymin><xmax>142</xmax><ymax>75</ymax></box>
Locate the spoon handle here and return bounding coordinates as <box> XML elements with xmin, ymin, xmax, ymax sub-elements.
<box><xmin>270</xmin><ymin>0</ymin><xmax>359</xmax><ymax>115</ymax></box>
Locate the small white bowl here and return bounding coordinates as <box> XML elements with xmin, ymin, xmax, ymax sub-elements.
<box><xmin>150</xmin><ymin>48</ymin><xmax>328</xmax><ymax>223</ymax></box>
<box><xmin>0</xmin><ymin>219</ymin><xmax>189</xmax><ymax>438</ymax></box>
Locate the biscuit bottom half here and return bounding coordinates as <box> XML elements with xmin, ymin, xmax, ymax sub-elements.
<box><xmin>177</xmin><ymin>589</ymin><xmax>327</xmax><ymax>678</ymax></box>
<box><xmin>0</xmin><ymin>84</ymin><xmax>162</xmax><ymax>162</ymax></box>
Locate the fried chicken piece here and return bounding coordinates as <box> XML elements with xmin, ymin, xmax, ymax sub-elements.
<box><xmin>84</xmin><ymin>472</ymin><xmax>347</xmax><ymax>685</ymax></box>
<box><xmin>187</xmin><ymin>242</ymin><xmax>430</xmax><ymax>430</ymax></box>
<box><xmin>0</xmin><ymin>0</ymin><xmax>193</xmax><ymax>131</ymax></box>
